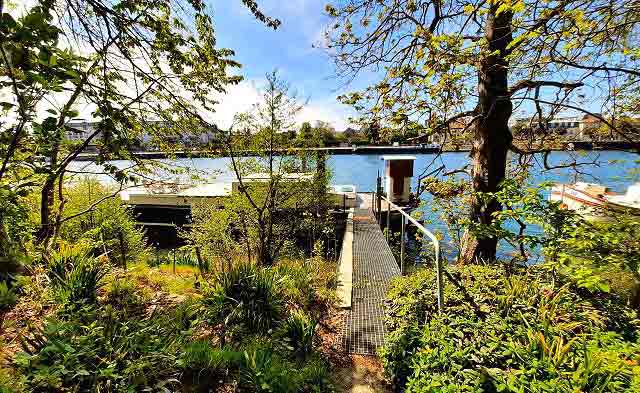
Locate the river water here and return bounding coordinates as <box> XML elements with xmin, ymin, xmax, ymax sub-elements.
<box><xmin>70</xmin><ymin>150</ymin><xmax>639</xmax><ymax>260</ymax></box>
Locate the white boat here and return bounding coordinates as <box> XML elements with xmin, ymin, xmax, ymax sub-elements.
<box><xmin>550</xmin><ymin>182</ymin><xmax>640</xmax><ymax>219</ymax></box>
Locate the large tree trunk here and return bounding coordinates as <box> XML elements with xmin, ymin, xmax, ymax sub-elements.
<box><xmin>460</xmin><ymin>5</ymin><xmax>514</xmax><ymax>264</ymax></box>
<box><xmin>36</xmin><ymin>175</ymin><xmax>57</xmax><ymax>246</ymax></box>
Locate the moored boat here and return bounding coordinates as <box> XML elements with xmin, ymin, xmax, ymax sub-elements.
<box><xmin>550</xmin><ymin>182</ymin><xmax>640</xmax><ymax>219</ymax></box>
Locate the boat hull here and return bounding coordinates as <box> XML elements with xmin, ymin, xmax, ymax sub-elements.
<box><xmin>550</xmin><ymin>184</ymin><xmax>640</xmax><ymax>220</ymax></box>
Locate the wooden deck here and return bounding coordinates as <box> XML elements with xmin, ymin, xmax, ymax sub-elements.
<box><xmin>342</xmin><ymin>201</ymin><xmax>400</xmax><ymax>355</ymax></box>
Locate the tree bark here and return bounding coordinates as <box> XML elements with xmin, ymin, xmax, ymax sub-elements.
<box><xmin>460</xmin><ymin>5</ymin><xmax>514</xmax><ymax>264</ymax></box>
<box><xmin>36</xmin><ymin>175</ymin><xmax>57</xmax><ymax>246</ymax></box>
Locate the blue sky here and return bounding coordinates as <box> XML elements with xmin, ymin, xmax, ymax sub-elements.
<box><xmin>208</xmin><ymin>1</ymin><xmax>357</xmax><ymax>130</ymax></box>
<box><xmin>207</xmin><ymin>1</ymin><xmax>600</xmax><ymax>130</ymax></box>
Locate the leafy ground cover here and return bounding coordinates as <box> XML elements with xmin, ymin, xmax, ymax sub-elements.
<box><xmin>0</xmin><ymin>246</ymin><xmax>345</xmax><ymax>392</ymax></box>
<box><xmin>380</xmin><ymin>265</ymin><xmax>640</xmax><ymax>392</ymax></box>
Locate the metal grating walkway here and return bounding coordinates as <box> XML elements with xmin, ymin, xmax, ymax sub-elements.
<box><xmin>343</xmin><ymin>208</ymin><xmax>400</xmax><ymax>355</ymax></box>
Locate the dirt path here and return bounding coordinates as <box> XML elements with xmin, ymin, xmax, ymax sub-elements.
<box><xmin>333</xmin><ymin>355</ymin><xmax>392</xmax><ymax>393</ymax></box>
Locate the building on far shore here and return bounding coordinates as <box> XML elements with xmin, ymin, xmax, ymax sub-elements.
<box><xmin>64</xmin><ymin>119</ymin><xmax>221</xmax><ymax>149</ymax></box>
<box><xmin>511</xmin><ymin>114</ymin><xmax>606</xmax><ymax>140</ymax></box>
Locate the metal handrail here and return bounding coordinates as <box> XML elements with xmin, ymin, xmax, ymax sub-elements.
<box><xmin>378</xmin><ymin>194</ymin><xmax>444</xmax><ymax>313</ymax></box>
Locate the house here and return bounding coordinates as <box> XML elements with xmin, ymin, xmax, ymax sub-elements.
<box><xmin>512</xmin><ymin>115</ymin><xmax>599</xmax><ymax>139</ymax></box>
<box><xmin>64</xmin><ymin>119</ymin><xmax>221</xmax><ymax>148</ymax></box>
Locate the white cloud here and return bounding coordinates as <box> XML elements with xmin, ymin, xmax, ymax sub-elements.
<box><xmin>207</xmin><ymin>80</ymin><xmax>262</xmax><ymax>129</ymax></box>
<box><xmin>297</xmin><ymin>99</ymin><xmax>354</xmax><ymax>131</ymax></box>
<box><xmin>209</xmin><ymin>79</ymin><xmax>354</xmax><ymax>131</ymax></box>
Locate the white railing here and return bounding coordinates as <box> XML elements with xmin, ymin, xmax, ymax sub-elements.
<box><xmin>373</xmin><ymin>192</ymin><xmax>444</xmax><ymax>313</ymax></box>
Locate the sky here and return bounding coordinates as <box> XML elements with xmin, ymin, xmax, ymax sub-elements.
<box><xmin>206</xmin><ymin>1</ymin><xmax>356</xmax><ymax>130</ymax></box>
<box><xmin>5</xmin><ymin>0</ymin><xmax>357</xmax><ymax>130</ymax></box>
<box><xmin>7</xmin><ymin>0</ymin><xmax>608</xmax><ymax>130</ymax></box>
<box><xmin>207</xmin><ymin>1</ymin><xmax>599</xmax><ymax>129</ymax></box>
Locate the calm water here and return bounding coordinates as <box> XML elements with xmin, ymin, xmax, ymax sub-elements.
<box><xmin>70</xmin><ymin>150</ymin><xmax>639</xmax><ymax>260</ymax></box>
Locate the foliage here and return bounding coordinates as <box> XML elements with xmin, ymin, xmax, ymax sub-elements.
<box><xmin>14</xmin><ymin>304</ymin><xmax>197</xmax><ymax>392</ymax></box>
<box><xmin>420</xmin><ymin>176</ymin><xmax>470</xmax><ymax>258</ymax></box>
<box><xmin>104</xmin><ymin>277</ymin><xmax>145</xmax><ymax>313</ymax></box>
<box><xmin>47</xmin><ymin>242</ymin><xmax>107</xmax><ymax>306</ymax></box>
<box><xmin>0</xmin><ymin>281</ymin><xmax>17</xmax><ymax>311</ymax></box>
<box><xmin>0</xmin><ymin>185</ymin><xmax>31</xmax><ymax>281</ymax></box>
<box><xmin>0</xmin><ymin>367</ymin><xmax>23</xmax><ymax>393</ymax></box>
<box><xmin>468</xmin><ymin>179</ymin><xmax>640</xmax><ymax>302</ymax></box>
<box><xmin>58</xmin><ymin>178</ymin><xmax>149</xmax><ymax>265</ymax></box>
<box><xmin>466</xmin><ymin>179</ymin><xmax>579</xmax><ymax>263</ymax></box>
<box><xmin>278</xmin><ymin>310</ymin><xmax>317</xmax><ymax>358</ymax></box>
<box><xmin>120</xmin><ymin>263</ymin><xmax>199</xmax><ymax>297</ymax></box>
<box><xmin>275</xmin><ymin>257</ymin><xmax>338</xmax><ymax>309</ymax></box>
<box><xmin>326</xmin><ymin>0</ymin><xmax>640</xmax><ymax>262</ymax></box>
<box><xmin>0</xmin><ymin>0</ymin><xmax>280</xmax><ymax>251</ymax></box>
<box><xmin>225</xmin><ymin>71</ymin><xmax>333</xmax><ymax>266</ymax></box>
<box><xmin>202</xmin><ymin>263</ymin><xmax>284</xmax><ymax>335</ymax></box>
<box><xmin>179</xmin><ymin>340</ymin><xmax>243</xmax><ymax>370</ymax></box>
<box><xmin>554</xmin><ymin>213</ymin><xmax>640</xmax><ymax>294</ymax></box>
<box><xmin>239</xmin><ymin>340</ymin><xmax>333</xmax><ymax>393</ymax></box>
<box><xmin>186</xmin><ymin>196</ymin><xmax>250</xmax><ymax>272</ymax></box>
<box><xmin>380</xmin><ymin>265</ymin><xmax>640</xmax><ymax>392</ymax></box>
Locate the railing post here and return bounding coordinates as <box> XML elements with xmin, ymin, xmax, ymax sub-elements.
<box><xmin>372</xmin><ymin>191</ymin><xmax>376</xmax><ymax>216</ymax></box>
<box><xmin>400</xmin><ymin>214</ymin><xmax>405</xmax><ymax>275</ymax></box>
<box><xmin>386</xmin><ymin>198</ymin><xmax>390</xmax><ymax>242</ymax></box>
<box><xmin>435</xmin><ymin>244</ymin><xmax>444</xmax><ymax>313</ymax></box>
<box><xmin>376</xmin><ymin>177</ymin><xmax>382</xmax><ymax>225</ymax></box>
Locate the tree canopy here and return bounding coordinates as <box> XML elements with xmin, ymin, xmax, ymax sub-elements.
<box><xmin>326</xmin><ymin>0</ymin><xmax>640</xmax><ymax>262</ymax></box>
<box><xmin>0</xmin><ymin>0</ymin><xmax>278</xmax><ymax>255</ymax></box>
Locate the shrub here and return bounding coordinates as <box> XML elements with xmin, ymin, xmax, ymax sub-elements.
<box><xmin>276</xmin><ymin>259</ymin><xmax>315</xmax><ymax>307</ymax></box>
<box><xmin>380</xmin><ymin>265</ymin><xmax>640</xmax><ymax>392</ymax></box>
<box><xmin>296</xmin><ymin>357</ymin><xmax>333</xmax><ymax>391</ymax></box>
<box><xmin>202</xmin><ymin>263</ymin><xmax>284</xmax><ymax>334</ymax></box>
<box><xmin>58</xmin><ymin>178</ymin><xmax>149</xmax><ymax>265</ymax></box>
<box><xmin>0</xmin><ymin>281</ymin><xmax>17</xmax><ymax>311</ymax></box>
<box><xmin>0</xmin><ymin>367</ymin><xmax>23</xmax><ymax>393</ymax></box>
<box><xmin>47</xmin><ymin>243</ymin><xmax>107</xmax><ymax>306</ymax></box>
<box><xmin>238</xmin><ymin>341</ymin><xmax>333</xmax><ymax>393</ymax></box>
<box><xmin>104</xmin><ymin>277</ymin><xmax>144</xmax><ymax>312</ymax></box>
<box><xmin>179</xmin><ymin>340</ymin><xmax>242</xmax><ymax>370</ymax></box>
<box><xmin>240</xmin><ymin>345</ymin><xmax>296</xmax><ymax>393</ymax></box>
<box><xmin>178</xmin><ymin>340</ymin><xmax>243</xmax><ymax>390</ymax></box>
<box><xmin>276</xmin><ymin>257</ymin><xmax>338</xmax><ymax>309</ymax></box>
<box><xmin>278</xmin><ymin>310</ymin><xmax>317</xmax><ymax>358</ymax></box>
<box><xmin>14</xmin><ymin>304</ymin><xmax>195</xmax><ymax>392</ymax></box>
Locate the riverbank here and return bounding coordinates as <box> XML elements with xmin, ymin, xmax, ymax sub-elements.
<box><xmin>73</xmin><ymin>140</ymin><xmax>637</xmax><ymax>161</ymax></box>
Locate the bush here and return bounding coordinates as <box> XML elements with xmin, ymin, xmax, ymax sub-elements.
<box><xmin>276</xmin><ymin>257</ymin><xmax>337</xmax><ymax>309</ymax></box>
<box><xmin>47</xmin><ymin>243</ymin><xmax>107</xmax><ymax>306</ymax></box>
<box><xmin>240</xmin><ymin>345</ymin><xmax>296</xmax><ymax>393</ymax></box>
<box><xmin>238</xmin><ymin>341</ymin><xmax>333</xmax><ymax>393</ymax></box>
<box><xmin>278</xmin><ymin>310</ymin><xmax>317</xmax><ymax>358</ymax></box>
<box><xmin>179</xmin><ymin>340</ymin><xmax>242</xmax><ymax>370</ymax></box>
<box><xmin>58</xmin><ymin>178</ymin><xmax>149</xmax><ymax>265</ymax></box>
<box><xmin>104</xmin><ymin>277</ymin><xmax>144</xmax><ymax>312</ymax></box>
<box><xmin>380</xmin><ymin>265</ymin><xmax>640</xmax><ymax>392</ymax></box>
<box><xmin>178</xmin><ymin>340</ymin><xmax>243</xmax><ymax>390</ymax></box>
<box><xmin>0</xmin><ymin>367</ymin><xmax>23</xmax><ymax>393</ymax></box>
<box><xmin>0</xmin><ymin>281</ymin><xmax>17</xmax><ymax>311</ymax></box>
<box><xmin>203</xmin><ymin>263</ymin><xmax>284</xmax><ymax>334</ymax></box>
<box><xmin>14</xmin><ymin>304</ymin><xmax>196</xmax><ymax>392</ymax></box>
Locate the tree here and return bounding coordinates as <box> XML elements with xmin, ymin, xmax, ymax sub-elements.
<box><xmin>226</xmin><ymin>71</ymin><xmax>329</xmax><ymax>266</ymax></box>
<box><xmin>0</xmin><ymin>0</ymin><xmax>278</xmax><ymax>256</ymax></box>
<box><xmin>296</xmin><ymin>121</ymin><xmax>319</xmax><ymax>147</ymax></box>
<box><xmin>363</xmin><ymin>119</ymin><xmax>381</xmax><ymax>144</ymax></box>
<box><xmin>326</xmin><ymin>0</ymin><xmax>640</xmax><ymax>262</ymax></box>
